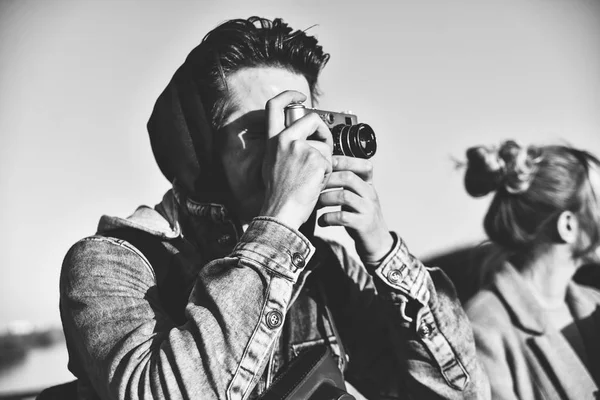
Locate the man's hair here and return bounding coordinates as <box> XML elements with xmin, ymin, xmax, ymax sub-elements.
<box><xmin>464</xmin><ymin>142</ymin><xmax>600</xmax><ymax>258</ymax></box>
<box><xmin>184</xmin><ymin>16</ymin><xmax>330</xmax><ymax>130</ymax></box>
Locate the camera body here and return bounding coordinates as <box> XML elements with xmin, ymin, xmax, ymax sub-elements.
<box><xmin>284</xmin><ymin>104</ymin><xmax>377</xmax><ymax>159</ymax></box>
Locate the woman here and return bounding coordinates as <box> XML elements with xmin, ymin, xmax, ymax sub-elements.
<box><xmin>463</xmin><ymin>140</ymin><xmax>600</xmax><ymax>400</ymax></box>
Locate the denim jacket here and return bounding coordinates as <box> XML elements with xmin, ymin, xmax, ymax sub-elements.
<box><xmin>59</xmin><ymin>189</ymin><xmax>489</xmax><ymax>399</ymax></box>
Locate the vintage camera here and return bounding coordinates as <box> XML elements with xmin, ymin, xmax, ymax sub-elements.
<box><xmin>284</xmin><ymin>104</ymin><xmax>377</xmax><ymax>159</ymax></box>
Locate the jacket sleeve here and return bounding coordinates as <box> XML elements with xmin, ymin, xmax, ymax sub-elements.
<box><xmin>60</xmin><ymin>217</ymin><xmax>312</xmax><ymax>400</ymax></box>
<box><xmin>322</xmin><ymin>233</ymin><xmax>491</xmax><ymax>400</ymax></box>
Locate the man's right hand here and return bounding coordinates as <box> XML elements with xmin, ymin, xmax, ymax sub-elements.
<box><xmin>259</xmin><ymin>90</ymin><xmax>333</xmax><ymax>230</ymax></box>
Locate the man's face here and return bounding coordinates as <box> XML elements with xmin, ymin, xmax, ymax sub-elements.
<box><xmin>218</xmin><ymin>67</ymin><xmax>312</xmax><ymax>224</ymax></box>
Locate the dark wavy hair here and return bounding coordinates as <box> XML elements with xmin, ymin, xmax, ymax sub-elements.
<box><xmin>184</xmin><ymin>16</ymin><xmax>330</xmax><ymax>130</ymax></box>
<box><xmin>464</xmin><ymin>141</ymin><xmax>600</xmax><ymax>259</ymax></box>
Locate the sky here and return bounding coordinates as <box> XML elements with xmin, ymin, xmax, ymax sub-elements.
<box><xmin>1</xmin><ymin>0</ymin><xmax>599</xmax><ymax>328</ymax></box>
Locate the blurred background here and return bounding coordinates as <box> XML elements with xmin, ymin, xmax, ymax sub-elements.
<box><xmin>1</xmin><ymin>0</ymin><xmax>599</xmax><ymax>396</ymax></box>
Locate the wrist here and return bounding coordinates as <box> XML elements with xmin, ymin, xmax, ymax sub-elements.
<box><xmin>360</xmin><ymin>231</ymin><xmax>394</xmax><ymax>264</ymax></box>
<box><xmin>259</xmin><ymin>204</ymin><xmax>305</xmax><ymax>230</ymax></box>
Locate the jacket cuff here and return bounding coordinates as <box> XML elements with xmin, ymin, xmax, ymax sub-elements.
<box><xmin>232</xmin><ymin>217</ymin><xmax>315</xmax><ymax>283</ymax></box>
<box><xmin>370</xmin><ymin>232</ymin><xmax>430</xmax><ymax>307</ymax></box>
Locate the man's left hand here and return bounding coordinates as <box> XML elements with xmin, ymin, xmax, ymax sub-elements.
<box><xmin>317</xmin><ymin>156</ymin><xmax>394</xmax><ymax>263</ymax></box>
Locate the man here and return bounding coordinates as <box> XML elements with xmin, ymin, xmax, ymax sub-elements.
<box><xmin>59</xmin><ymin>16</ymin><xmax>489</xmax><ymax>399</ymax></box>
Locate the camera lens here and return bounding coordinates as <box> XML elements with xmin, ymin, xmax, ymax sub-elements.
<box><xmin>332</xmin><ymin>123</ymin><xmax>377</xmax><ymax>159</ymax></box>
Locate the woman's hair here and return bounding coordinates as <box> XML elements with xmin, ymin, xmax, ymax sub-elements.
<box><xmin>185</xmin><ymin>16</ymin><xmax>330</xmax><ymax>130</ymax></box>
<box><xmin>464</xmin><ymin>140</ymin><xmax>600</xmax><ymax>258</ymax></box>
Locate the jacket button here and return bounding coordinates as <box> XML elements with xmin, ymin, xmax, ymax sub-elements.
<box><xmin>418</xmin><ymin>322</ymin><xmax>434</xmax><ymax>339</ymax></box>
<box><xmin>387</xmin><ymin>269</ymin><xmax>402</xmax><ymax>284</ymax></box>
<box><xmin>265</xmin><ymin>310</ymin><xmax>283</xmax><ymax>329</ymax></box>
<box><xmin>291</xmin><ymin>253</ymin><xmax>305</xmax><ymax>269</ymax></box>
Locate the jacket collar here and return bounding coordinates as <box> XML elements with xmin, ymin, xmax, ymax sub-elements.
<box><xmin>172</xmin><ymin>184</ymin><xmax>233</xmax><ymax>224</ymax></box>
<box><xmin>492</xmin><ymin>261</ymin><xmax>598</xmax><ymax>335</ymax></box>
<box><xmin>494</xmin><ymin>262</ymin><xmax>600</xmax><ymax>396</ymax></box>
<box><xmin>493</xmin><ymin>261</ymin><xmax>548</xmax><ymax>334</ymax></box>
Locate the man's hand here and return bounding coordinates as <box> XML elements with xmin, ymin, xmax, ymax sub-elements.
<box><xmin>259</xmin><ymin>91</ymin><xmax>333</xmax><ymax>230</ymax></box>
<box><xmin>317</xmin><ymin>156</ymin><xmax>394</xmax><ymax>262</ymax></box>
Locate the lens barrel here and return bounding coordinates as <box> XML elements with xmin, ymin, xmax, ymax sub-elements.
<box><xmin>332</xmin><ymin>123</ymin><xmax>377</xmax><ymax>159</ymax></box>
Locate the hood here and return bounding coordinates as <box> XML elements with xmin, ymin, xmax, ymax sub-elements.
<box><xmin>147</xmin><ymin>47</ymin><xmax>229</xmax><ymax>206</ymax></box>
<box><xmin>146</xmin><ymin>44</ymin><xmax>317</xmax><ymax>238</ymax></box>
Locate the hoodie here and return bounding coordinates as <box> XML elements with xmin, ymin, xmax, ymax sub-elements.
<box><xmin>58</xmin><ymin>40</ymin><xmax>489</xmax><ymax>400</ymax></box>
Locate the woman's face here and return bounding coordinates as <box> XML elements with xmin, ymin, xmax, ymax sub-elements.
<box><xmin>577</xmin><ymin>161</ymin><xmax>600</xmax><ymax>265</ymax></box>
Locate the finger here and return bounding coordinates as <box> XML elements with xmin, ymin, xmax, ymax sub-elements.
<box><xmin>289</xmin><ymin>139</ymin><xmax>333</xmax><ymax>179</ymax></box>
<box><xmin>282</xmin><ymin>112</ymin><xmax>333</xmax><ymax>150</ymax></box>
<box><xmin>266</xmin><ymin>90</ymin><xmax>307</xmax><ymax>138</ymax></box>
<box><xmin>323</xmin><ymin>170</ymin><xmax>375</xmax><ymax>199</ymax></box>
<box><xmin>332</xmin><ymin>156</ymin><xmax>374</xmax><ymax>182</ymax></box>
<box><xmin>318</xmin><ymin>209</ymin><xmax>360</xmax><ymax>228</ymax></box>
<box><xmin>307</xmin><ymin>140</ymin><xmax>333</xmax><ymax>169</ymax></box>
<box><xmin>317</xmin><ymin>188</ymin><xmax>364</xmax><ymax>212</ymax></box>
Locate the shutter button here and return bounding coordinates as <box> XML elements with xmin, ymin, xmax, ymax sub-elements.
<box><xmin>387</xmin><ymin>269</ymin><xmax>402</xmax><ymax>284</ymax></box>
<box><xmin>291</xmin><ymin>253</ymin><xmax>305</xmax><ymax>269</ymax></box>
<box><xmin>265</xmin><ymin>310</ymin><xmax>283</xmax><ymax>329</ymax></box>
<box><xmin>418</xmin><ymin>323</ymin><xmax>434</xmax><ymax>339</ymax></box>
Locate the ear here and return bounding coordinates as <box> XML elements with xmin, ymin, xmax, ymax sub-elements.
<box><xmin>556</xmin><ymin>211</ymin><xmax>579</xmax><ymax>244</ymax></box>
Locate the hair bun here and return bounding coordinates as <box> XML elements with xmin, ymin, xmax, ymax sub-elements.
<box><xmin>464</xmin><ymin>145</ymin><xmax>506</xmax><ymax>197</ymax></box>
<box><xmin>498</xmin><ymin>140</ymin><xmax>542</xmax><ymax>194</ymax></box>
<box><xmin>464</xmin><ymin>140</ymin><xmax>542</xmax><ymax>197</ymax></box>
